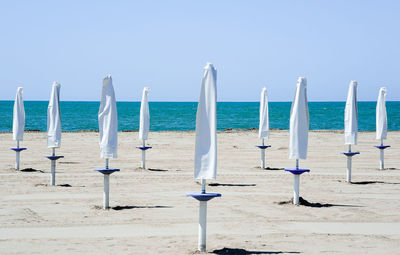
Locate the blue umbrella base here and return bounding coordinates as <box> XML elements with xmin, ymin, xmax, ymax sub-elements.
<box><xmin>284</xmin><ymin>168</ymin><xmax>310</xmax><ymax>175</ymax></box>
<box><xmin>94</xmin><ymin>168</ymin><xmax>120</xmax><ymax>175</ymax></box>
<box><xmin>10</xmin><ymin>148</ymin><xmax>27</xmax><ymax>152</ymax></box>
<box><xmin>44</xmin><ymin>155</ymin><xmax>64</xmax><ymax>161</ymax></box>
<box><xmin>187</xmin><ymin>192</ymin><xmax>221</xmax><ymax>202</ymax></box>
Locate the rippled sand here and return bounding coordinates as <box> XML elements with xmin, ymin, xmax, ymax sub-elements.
<box><xmin>0</xmin><ymin>130</ymin><xmax>399</xmax><ymax>254</ymax></box>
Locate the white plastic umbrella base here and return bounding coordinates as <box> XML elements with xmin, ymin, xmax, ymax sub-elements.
<box><xmin>347</xmin><ymin>157</ymin><xmax>352</xmax><ymax>183</ymax></box>
<box><xmin>198</xmin><ymin>200</ymin><xmax>207</xmax><ymax>252</ymax></box>
<box><xmin>293</xmin><ymin>175</ymin><xmax>300</xmax><ymax>205</ymax></box>
<box><xmin>15</xmin><ymin>151</ymin><xmax>20</xmax><ymax>171</ymax></box>
<box><xmin>141</xmin><ymin>150</ymin><xmax>146</xmax><ymax>169</ymax></box>
<box><xmin>103</xmin><ymin>174</ymin><xmax>110</xmax><ymax>209</ymax></box>
<box><xmin>379</xmin><ymin>149</ymin><xmax>384</xmax><ymax>170</ymax></box>
<box><xmin>51</xmin><ymin>160</ymin><xmax>56</xmax><ymax>186</ymax></box>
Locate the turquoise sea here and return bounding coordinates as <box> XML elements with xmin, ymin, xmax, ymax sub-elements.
<box><xmin>0</xmin><ymin>101</ymin><xmax>399</xmax><ymax>132</ymax></box>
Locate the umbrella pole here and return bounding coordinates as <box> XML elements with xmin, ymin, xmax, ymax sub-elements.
<box><xmin>198</xmin><ymin>179</ymin><xmax>207</xmax><ymax>252</ymax></box>
<box><xmin>104</xmin><ymin>158</ymin><xmax>110</xmax><ymax>209</ymax></box>
<box><xmin>50</xmin><ymin>148</ymin><xmax>56</xmax><ymax>186</ymax></box>
<box><xmin>379</xmin><ymin>139</ymin><xmax>384</xmax><ymax>170</ymax></box>
<box><xmin>260</xmin><ymin>139</ymin><xmax>265</xmax><ymax>169</ymax></box>
<box><xmin>294</xmin><ymin>174</ymin><xmax>300</xmax><ymax>205</ymax></box>
<box><xmin>15</xmin><ymin>141</ymin><xmax>20</xmax><ymax>170</ymax></box>
<box><xmin>346</xmin><ymin>145</ymin><xmax>351</xmax><ymax>183</ymax></box>
<box><xmin>141</xmin><ymin>140</ymin><xmax>146</xmax><ymax>169</ymax></box>
<box><xmin>198</xmin><ymin>200</ymin><xmax>207</xmax><ymax>252</ymax></box>
<box><xmin>293</xmin><ymin>159</ymin><xmax>300</xmax><ymax>205</ymax></box>
<box><xmin>104</xmin><ymin>174</ymin><xmax>110</xmax><ymax>209</ymax></box>
<box><xmin>201</xmin><ymin>179</ymin><xmax>206</xmax><ymax>194</ymax></box>
<box><xmin>346</xmin><ymin>156</ymin><xmax>352</xmax><ymax>183</ymax></box>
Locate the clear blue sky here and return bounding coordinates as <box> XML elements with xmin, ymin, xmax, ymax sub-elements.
<box><xmin>1</xmin><ymin>0</ymin><xmax>399</xmax><ymax>102</ymax></box>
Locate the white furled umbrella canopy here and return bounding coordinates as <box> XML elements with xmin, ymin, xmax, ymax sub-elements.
<box><xmin>376</xmin><ymin>87</ymin><xmax>387</xmax><ymax>140</ymax></box>
<box><xmin>138</xmin><ymin>87</ymin><xmax>150</xmax><ymax>141</ymax></box>
<box><xmin>344</xmin><ymin>81</ymin><xmax>358</xmax><ymax>145</ymax></box>
<box><xmin>258</xmin><ymin>87</ymin><xmax>269</xmax><ymax>139</ymax></box>
<box><xmin>47</xmin><ymin>82</ymin><xmax>62</xmax><ymax>148</ymax></box>
<box><xmin>289</xmin><ymin>77</ymin><xmax>309</xmax><ymax>160</ymax></box>
<box><xmin>98</xmin><ymin>75</ymin><xmax>118</xmax><ymax>158</ymax></box>
<box><xmin>13</xmin><ymin>87</ymin><xmax>25</xmax><ymax>141</ymax></box>
<box><xmin>194</xmin><ymin>63</ymin><xmax>217</xmax><ymax>180</ymax></box>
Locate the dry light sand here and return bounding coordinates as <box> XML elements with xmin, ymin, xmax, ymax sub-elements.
<box><xmin>0</xmin><ymin>130</ymin><xmax>399</xmax><ymax>255</ymax></box>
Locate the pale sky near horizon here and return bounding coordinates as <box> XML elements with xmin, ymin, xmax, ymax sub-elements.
<box><xmin>1</xmin><ymin>1</ymin><xmax>399</xmax><ymax>102</ymax></box>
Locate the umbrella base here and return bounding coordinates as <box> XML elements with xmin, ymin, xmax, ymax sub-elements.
<box><xmin>44</xmin><ymin>155</ymin><xmax>64</xmax><ymax>161</ymax></box>
<box><xmin>374</xmin><ymin>145</ymin><xmax>391</xmax><ymax>150</ymax></box>
<box><xmin>187</xmin><ymin>192</ymin><xmax>221</xmax><ymax>202</ymax></box>
<box><xmin>11</xmin><ymin>148</ymin><xmax>27</xmax><ymax>152</ymax></box>
<box><xmin>94</xmin><ymin>168</ymin><xmax>120</xmax><ymax>175</ymax></box>
<box><xmin>341</xmin><ymin>152</ymin><xmax>360</xmax><ymax>157</ymax></box>
<box><xmin>255</xmin><ymin>145</ymin><xmax>271</xmax><ymax>150</ymax></box>
<box><xmin>136</xmin><ymin>146</ymin><xmax>152</xmax><ymax>151</ymax></box>
<box><xmin>284</xmin><ymin>168</ymin><xmax>310</xmax><ymax>175</ymax></box>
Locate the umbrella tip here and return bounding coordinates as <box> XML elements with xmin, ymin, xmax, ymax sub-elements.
<box><xmin>297</xmin><ymin>77</ymin><xmax>307</xmax><ymax>86</ymax></box>
<box><xmin>205</xmin><ymin>62</ymin><xmax>214</xmax><ymax>69</ymax></box>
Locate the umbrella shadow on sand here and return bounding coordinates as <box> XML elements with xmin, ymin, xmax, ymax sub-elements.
<box><xmin>136</xmin><ymin>168</ymin><xmax>180</xmax><ymax>172</ymax></box>
<box><xmin>20</xmin><ymin>168</ymin><xmax>44</xmax><ymax>173</ymax></box>
<box><xmin>337</xmin><ymin>180</ymin><xmax>400</xmax><ymax>185</ymax></box>
<box><xmin>256</xmin><ymin>167</ymin><xmax>285</xmax><ymax>171</ymax></box>
<box><xmin>58</xmin><ymin>161</ymin><xmax>80</xmax><ymax>165</ymax></box>
<box><xmin>208</xmin><ymin>183</ymin><xmax>256</xmax><ymax>187</ymax></box>
<box><xmin>211</xmin><ymin>247</ymin><xmax>300</xmax><ymax>254</ymax></box>
<box><xmin>35</xmin><ymin>183</ymin><xmax>83</xmax><ymax>188</ymax></box>
<box><xmin>111</xmin><ymin>205</ymin><xmax>173</xmax><ymax>211</ymax></box>
<box><xmin>379</xmin><ymin>167</ymin><xmax>397</xmax><ymax>170</ymax></box>
<box><xmin>147</xmin><ymin>168</ymin><xmax>169</xmax><ymax>172</ymax></box>
<box><xmin>276</xmin><ymin>197</ymin><xmax>362</xmax><ymax>208</ymax></box>
<box><xmin>350</xmin><ymin>181</ymin><xmax>400</xmax><ymax>185</ymax></box>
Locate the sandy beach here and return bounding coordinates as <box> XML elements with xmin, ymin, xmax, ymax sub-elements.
<box><xmin>0</xmin><ymin>130</ymin><xmax>399</xmax><ymax>254</ymax></box>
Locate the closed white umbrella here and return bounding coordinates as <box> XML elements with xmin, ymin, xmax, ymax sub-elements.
<box><xmin>256</xmin><ymin>87</ymin><xmax>271</xmax><ymax>168</ymax></box>
<box><xmin>289</xmin><ymin>77</ymin><xmax>309</xmax><ymax>160</ymax></box>
<box><xmin>139</xmin><ymin>87</ymin><xmax>150</xmax><ymax>141</ymax></box>
<box><xmin>99</xmin><ymin>75</ymin><xmax>118</xmax><ymax>160</ymax></box>
<box><xmin>13</xmin><ymin>87</ymin><xmax>25</xmax><ymax>142</ymax></box>
<box><xmin>345</xmin><ymin>81</ymin><xmax>358</xmax><ymax>145</ymax></box>
<box><xmin>188</xmin><ymin>63</ymin><xmax>221</xmax><ymax>252</ymax></box>
<box><xmin>375</xmin><ymin>87</ymin><xmax>390</xmax><ymax>169</ymax></box>
<box><xmin>285</xmin><ymin>77</ymin><xmax>310</xmax><ymax>205</ymax></box>
<box><xmin>259</xmin><ymin>87</ymin><xmax>269</xmax><ymax>139</ymax></box>
<box><xmin>11</xmin><ymin>87</ymin><xmax>26</xmax><ymax>170</ymax></box>
<box><xmin>376</xmin><ymin>87</ymin><xmax>387</xmax><ymax>141</ymax></box>
<box><xmin>47</xmin><ymin>82</ymin><xmax>62</xmax><ymax>148</ymax></box>
<box><xmin>96</xmin><ymin>75</ymin><xmax>120</xmax><ymax>209</ymax></box>
<box><xmin>137</xmin><ymin>87</ymin><xmax>151</xmax><ymax>169</ymax></box>
<box><xmin>341</xmin><ymin>81</ymin><xmax>359</xmax><ymax>182</ymax></box>
<box><xmin>45</xmin><ymin>82</ymin><xmax>64</xmax><ymax>185</ymax></box>
<box><xmin>194</xmin><ymin>63</ymin><xmax>217</xmax><ymax>181</ymax></box>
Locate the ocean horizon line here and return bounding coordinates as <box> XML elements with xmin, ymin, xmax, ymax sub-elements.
<box><xmin>1</xmin><ymin>100</ymin><xmax>399</xmax><ymax>103</ymax></box>
<box><xmin>1</xmin><ymin>101</ymin><xmax>399</xmax><ymax>132</ymax></box>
